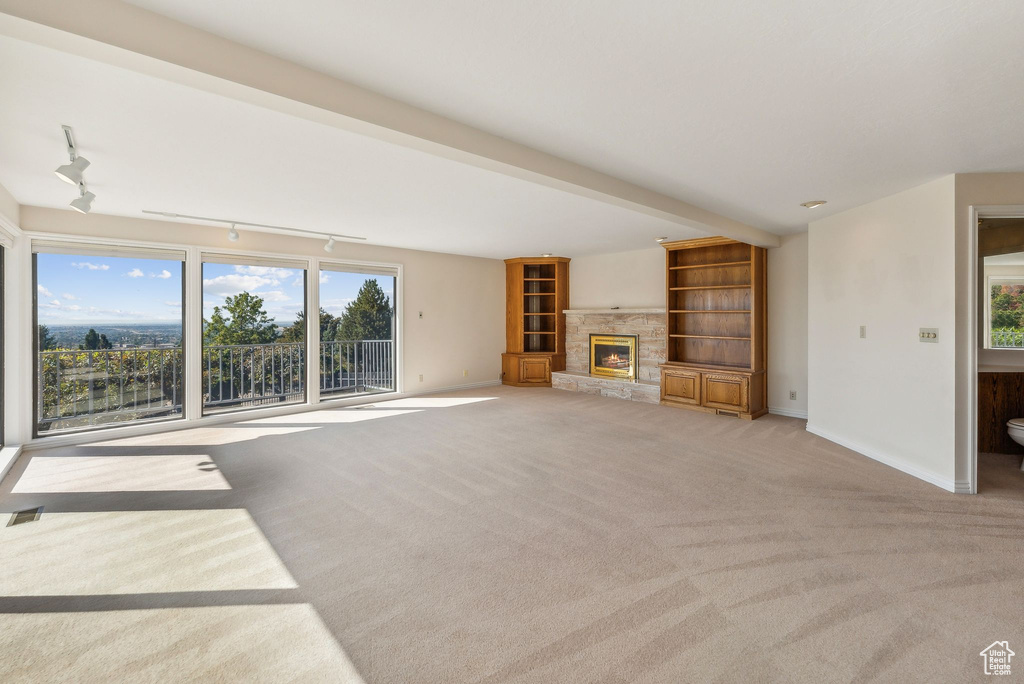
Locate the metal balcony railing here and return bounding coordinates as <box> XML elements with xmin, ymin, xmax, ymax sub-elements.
<box><xmin>320</xmin><ymin>339</ymin><xmax>394</xmax><ymax>397</ymax></box>
<box><xmin>37</xmin><ymin>347</ymin><xmax>184</xmax><ymax>432</ymax></box>
<box><xmin>991</xmin><ymin>329</ymin><xmax>1024</xmax><ymax>348</ymax></box>
<box><xmin>37</xmin><ymin>339</ymin><xmax>395</xmax><ymax>432</ymax></box>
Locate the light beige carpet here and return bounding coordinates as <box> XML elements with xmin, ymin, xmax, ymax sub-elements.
<box><xmin>1</xmin><ymin>386</ymin><xmax>1022</xmax><ymax>683</ymax></box>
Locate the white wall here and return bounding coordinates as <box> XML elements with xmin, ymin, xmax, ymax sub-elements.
<box><xmin>808</xmin><ymin>175</ymin><xmax>957</xmax><ymax>489</ymax></box>
<box><xmin>571</xmin><ymin>239</ymin><xmax>809</xmax><ymax>417</ymax></box>
<box><xmin>17</xmin><ymin>207</ymin><xmax>506</xmax><ymax>417</ymax></box>
<box><xmin>767</xmin><ymin>233</ymin><xmax>808</xmax><ymax>417</ymax></box>
<box><xmin>569</xmin><ymin>248</ymin><xmax>664</xmax><ymax>309</ymax></box>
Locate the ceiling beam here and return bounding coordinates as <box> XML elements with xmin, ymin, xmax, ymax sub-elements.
<box><xmin>0</xmin><ymin>0</ymin><xmax>780</xmax><ymax>247</ymax></box>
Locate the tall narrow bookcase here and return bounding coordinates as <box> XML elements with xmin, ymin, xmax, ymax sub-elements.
<box><xmin>501</xmin><ymin>256</ymin><xmax>570</xmax><ymax>387</ymax></box>
<box><xmin>660</xmin><ymin>237</ymin><xmax>767</xmax><ymax>419</ymax></box>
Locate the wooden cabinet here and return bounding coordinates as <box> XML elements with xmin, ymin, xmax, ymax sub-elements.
<box><xmin>702</xmin><ymin>373</ymin><xmax>748</xmax><ymax>412</ymax></box>
<box><xmin>659</xmin><ymin>237</ymin><xmax>767</xmax><ymax>419</ymax></box>
<box><xmin>661</xmin><ymin>368</ymin><xmax>701</xmax><ymax>406</ymax></box>
<box><xmin>502</xmin><ymin>257</ymin><xmax>569</xmax><ymax>387</ymax></box>
<box><xmin>519</xmin><ymin>356</ymin><xmax>551</xmax><ymax>384</ymax></box>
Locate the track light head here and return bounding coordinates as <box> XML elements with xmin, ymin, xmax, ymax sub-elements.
<box><xmin>55</xmin><ymin>156</ymin><xmax>90</xmax><ymax>185</ymax></box>
<box><xmin>324</xmin><ymin>236</ymin><xmax>336</xmax><ymax>252</ymax></box>
<box><xmin>69</xmin><ymin>185</ymin><xmax>95</xmax><ymax>214</ymax></box>
<box><xmin>227</xmin><ymin>224</ymin><xmax>240</xmax><ymax>242</ymax></box>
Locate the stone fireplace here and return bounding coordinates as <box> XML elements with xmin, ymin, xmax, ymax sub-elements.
<box><xmin>552</xmin><ymin>308</ymin><xmax>666</xmax><ymax>403</ymax></box>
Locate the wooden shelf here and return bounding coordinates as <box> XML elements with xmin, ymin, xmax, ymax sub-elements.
<box><xmin>523</xmin><ymin>292</ymin><xmax>556</xmax><ymax>296</ymax></box>
<box><xmin>669</xmin><ymin>310</ymin><xmax>750</xmax><ymax>314</ymax></box>
<box><xmin>523</xmin><ymin>312</ymin><xmax>555</xmax><ymax>316</ymax></box>
<box><xmin>669</xmin><ymin>284</ymin><xmax>751</xmax><ymax>291</ymax></box>
<box><xmin>523</xmin><ymin>278</ymin><xmax>556</xmax><ymax>281</ymax></box>
<box><xmin>524</xmin><ymin>331</ymin><xmax>556</xmax><ymax>335</ymax></box>
<box><xmin>669</xmin><ymin>260</ymin><xmax>750</xmax><ymax>271</ymax></box>
<box><xmin>669</xmin><ymin>334</ymin><xmax>751</xmax><ymax>340</ymax></box>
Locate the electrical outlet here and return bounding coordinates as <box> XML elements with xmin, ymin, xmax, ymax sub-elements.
<box><xmin>418</xmin><ymin>374</ymin><xmax>424</xmax><ymax>382</ymax></box>
<box><xmin>859</xmin><ymin>325</ymin><xmax>866</xmax><ymax>339</ymax></box>
<box><xmin>919</xmin><ymin>328</ymin><xmax>938</xmax><ymax>343</ymax></box>
<box><xmin>463</xmin><ymin>369</ymin><xmax>469</xmax><ymax>377</ymax></box>
<box><xmin>789</xmin><ymin>390</ymin><xmax>797</xmax><ymax>400</ymax></box>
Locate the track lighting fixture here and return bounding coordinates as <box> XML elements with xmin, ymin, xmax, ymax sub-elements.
<box><xmin>324</xmin><ymin>236</ymin><xmax>336</xmax><ymax>252</ymax></box>
<box><xmin>69</xmin><ymin>183</ymin><xmax>95</xmax><ymax>214</ymax></box>
<box><xmin>55</xmin><ymin>156</ymin><xmax>90</xmax><ymax>185</ymax></box>
<box><xmin>142</xmin><ymin>210</ymin><xmax>368</xmax><ymax>243</ymax></box>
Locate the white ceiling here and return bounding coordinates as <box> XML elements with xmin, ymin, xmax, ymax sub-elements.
<box><xmin>0</xmin><ymin>36</ymin><xmax>693</xmax><ymax>258</ymax></box>
<box><xmin>124</xmin><ymin>0</ymin><xmax>1024</xmax><ymax>233</ymax></box>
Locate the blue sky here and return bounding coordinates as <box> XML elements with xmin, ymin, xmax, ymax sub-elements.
<box><xmin>37</xmin><ymin>253</ymin><xmax>183</xmax><ymax>324</ymax></box>
<box><xmin>37</xmin><ymin>253</ymin><xmax>393</xmax><ymax>327</ymax></box>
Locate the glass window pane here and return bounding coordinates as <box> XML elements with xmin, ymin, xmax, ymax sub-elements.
<box><xmin>202</xmin><ymin>261</ymin><xmax>306</xmax><ymax>414</ymax></box>
<box><xmin>34</xmin><ymin>251</ymin><xmax>184</xmax><ymax>435</ymax></box>
<box><xmin>318</xmin><ymin>268</ymin><xmax>395</xmax><ymax>399</ymax></box>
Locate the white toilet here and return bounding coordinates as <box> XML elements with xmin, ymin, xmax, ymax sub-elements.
<box><xmin>1006</xmin><ymin>418</ymin><xmax>1024</xmax><ymax>471</ymax></box>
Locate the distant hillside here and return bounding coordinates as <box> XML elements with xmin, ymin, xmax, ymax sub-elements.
<box><xmin>45</xmin><ymin>323</ymin><xmax>183</xmax><ymax>349</ymax></box>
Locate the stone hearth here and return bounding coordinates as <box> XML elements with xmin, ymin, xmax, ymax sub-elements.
<box><xmin>552</xmin><ymin>308</ymin><xmax>666</xmax><ymax>404</ymax></box>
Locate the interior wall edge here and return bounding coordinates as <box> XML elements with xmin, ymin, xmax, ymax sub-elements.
<box><xmin>806</xmin><ymin>423</ymin><xmax>958</xmax><ymax>493</ymax></box>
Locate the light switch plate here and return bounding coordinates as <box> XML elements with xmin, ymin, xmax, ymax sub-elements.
<box><xmin>919</xmin><ymin>328</ymin><xmax>938</xmax><ymax>343</ymax></box>
<box><xmin>859</xmin><ymin>325</ymin><xmax>866</xmax><ymax>339</ymax></box>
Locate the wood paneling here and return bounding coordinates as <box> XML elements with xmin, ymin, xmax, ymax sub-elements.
<box><xmin>978</xmin><ymin>372</ymin><xmax>1024</xmax><ymax>454</ymax></box>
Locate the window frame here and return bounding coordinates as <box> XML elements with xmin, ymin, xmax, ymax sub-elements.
<box><xmin>316</xmin><ymin>260</ymin><xmax>399</xmax><ymax>402</ymax></box>
<box><xmin>22</xmin><ymin>235</ymin><xmax>403</xmax><ymax>441</ymax></box>
<box><xmin>30</xmin><ymin>246</ymin><xmax>188</xmax><ymax>437</ymax></box>
<box><xmin>984</xmin><ymin>274</ymin><xmax>1024</xmax><ymax>350</ymax></box>
<box><xmin>199</xmin><ymin>253</ymin><xmax>310</xmax><ymax>417</ymax></box>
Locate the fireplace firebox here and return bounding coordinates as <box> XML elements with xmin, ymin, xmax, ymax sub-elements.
<box><xmin>589</xmin><ymin>334</ymin><xmax>638</xmax><ymax>380</ymax></box>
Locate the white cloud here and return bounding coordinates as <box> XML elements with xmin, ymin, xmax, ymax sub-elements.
<box><xmin>202</xmin><ymin>274</ymin><xmax>276</xmax><ymax>296</ymax></box>
<box><xmin>258</xmin><ymin>290</ymin><xmax>291</xmax><ymax>302</ymax></box>
<box><xmin>319</xmin><ymin>273</ymin><xmax>330</xmax><ymax>284</ymax></box>
<box><xmin>152</xmin><ymin>270</ymin><xmax>172</xmax><ymax>279</ymax></box>
<box><xmin>164</xmin><ymin>301</ymin><xmax>182</xmax><ymax>307</ymax></box>
<box><xmin>125</xmin><ymin>268</ymin><xmax>145</xmax><ymax>278</ymax></box>
<box><xmin>234</xmin><ymin>265</ymin><xmax>295</xmax><ymax>280</ymax></box>
<box><xmin>61</xmin><ymin>293</ymin><xmax>79</xmax><ymax>300</ymax></box>
<box><xmin>292</xmin><ymin>276</ymin><xmax>303</xmax><ymax>288</ymax></box>
<box><xmin>71</xmin><ymin>262</ymin><xmax>109</xmax><ymax>271</ymax></box>
<box><xmin>38</xmin><ymin>284</ymin><xmax>54</xmax><ymax>298</ymax></box>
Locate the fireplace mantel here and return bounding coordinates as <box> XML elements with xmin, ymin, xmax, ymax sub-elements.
<box><xmin>563</xmin><ymin>308</ymin><xmax>665</xmax><ymax>315</ymax></box>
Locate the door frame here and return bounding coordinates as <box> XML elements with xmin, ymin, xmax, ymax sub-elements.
<box><xmin>967</xmin><ymin>205</ymin><xmax>1024</xmax><ymax>494</ymax></box>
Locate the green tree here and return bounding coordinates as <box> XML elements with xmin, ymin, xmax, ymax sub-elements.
<box><xmin>279</xmin><ymin>308</ymin><xmax>339</xmax><ymax>343</ymax></box>
<box><xmin>83</xmin><ymin>328</ymin><xmax>100</xmax><ymax>350</ymax></box>
<box><xmin>203</xmin><ymin>292</ymin><xmax>279</xmax><ymax>345</ymax></box>
<box><xmin>99</xmin><ymin>333</ymin><xmax>113</xmax><ymax>349</ymax></box>
<box><xmin>337</xmin><ymin>279</ymin><xmax>393</xmax><ymax>341</ymax></box>
<box><xmin>38</xmin><ymin>324</ymin><xmax>57</xmax><ymax>350</ymax></box>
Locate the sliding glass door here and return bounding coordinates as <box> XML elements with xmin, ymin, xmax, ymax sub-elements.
<box><xmin>33</xmin><ymin>244</ymin><xmax>186</xmax><ymax>435</ymax></box>
<box><xmin>201</xmin><ymin>256</ymin><xmax>307</xmax><ymax>415</ymax></box>
<box><xmin>318</xmin><ymin>263</ymin><xmax>396</xmax><ymax>399</ymax></box>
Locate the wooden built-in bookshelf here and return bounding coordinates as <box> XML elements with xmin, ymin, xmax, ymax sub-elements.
<box><xmin>660</xmin><ymin>237</ymin><xmax>767</xmax><ymax>419</ymax></box>
<box><xmin>502</xmin><ymin>257</ymin><xmax>570</xmax><ymax>386</ymax></box>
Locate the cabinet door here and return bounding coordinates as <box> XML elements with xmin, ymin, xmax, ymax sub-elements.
<box><xmin>519</xmin><ymin>357</ymin><xmax>551</xmax><ymax>384</ymax></box>
<box><xmin>702</xmin><ymin>373</ymin><xmax>749</xmax><ymax>412</ymax></box>
<box><xmin>661</xmin><ymin>369</ymin><xmax>701</xmax><ymax>405</ymax></box>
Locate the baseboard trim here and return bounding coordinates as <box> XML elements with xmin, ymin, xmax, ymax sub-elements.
<box><xmin>406</xmin><ymin>380</ymin><xmax>501</xmax><ymax>395</ymax></box>
<box><xmin>805</xmin><ymin>423</ymin><xmax>959</xmax><ymax>493</ymax></box>
<box><xmin>0</xmin><ymin>444</ymin><xmax>23</xmax><ymax>487</ymax></box>
<box><xmin>769</xmin><ymin>407</ymin><xmax>808</xmax><ymax>419</ymax></box>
